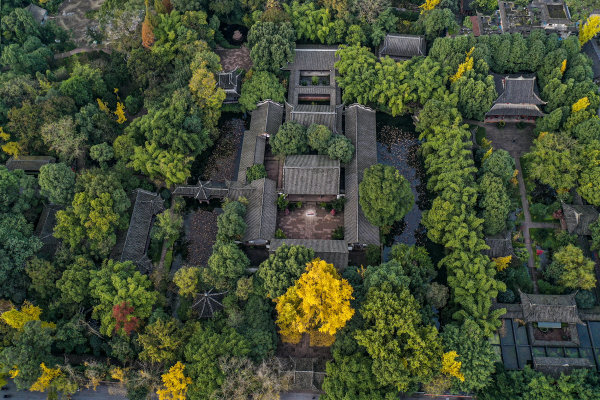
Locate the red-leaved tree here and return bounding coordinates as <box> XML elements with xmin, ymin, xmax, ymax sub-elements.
<box><xmin>112</xmin><ymin>302</ymin><xmax>140</xmax><ymax>336</ymax></box>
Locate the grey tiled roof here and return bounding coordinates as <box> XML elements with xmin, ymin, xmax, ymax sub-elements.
<box><xmin>283</xmin><ymin>155</ymin><xmax>340</xmax><ymax>195</ymax></box>
<box><xmin>484</xmin><ymin>233</ymin><xmax>514</xmax><ymax>258</ymax></box>
<box><xmin>486</xmin><ymin>76</ymin><xmax>545</xmax><ymax>117</ymax></box>
<box><xmin>562</xmin><ymin>203</ymin><xmax>599</xmax><ymax>236</ymax></box>
<box><xmin>250</xmin><ymin>100</ymin><xmax>284</xmax><ymax>137</ymax></box>
<box><xmin>519</xmin><ymin>290</ymin><xmax>582</xmax><ymax>324</ymax></box>
<box><xmin>533</xmin><ymin>357</ymin><xmax>593</xmax><ymax>378</ymax></box>
<box><xmin>284</xmin><ymin>45</ymin><xmax>339</xmax><ymax>71</ymax></box>
<box><xmin>35</xmin><ymin>203</ymin><xmax>63</xmax><ymax>254</ymax></box>
<box><xmin>379</xmin><ymin>34</ymin><xmax>426</xmax><ymax>59</ymax></box>
<box><xmin>269</xmin><ymin>239</ymin><xmax>348</xmax><ymax>270</ymax></box>
<box><xmin>228</xmin><ymin>178</ymin><xmax>278</xmax><ymax>243</ymax></box>
<box><xmin>120</xmin><ymin>190</ymin><xmax>165</xmax><ymax>271</ymax></box>
<box><xmin>496</xmin><ymin>77</ymin><xmax>545</xmax><ymax>105</ymax></box>
<box><xmin>487</xmin><ymin>103</ymin><xmax>545</xmax><ymax>117</ymax></box>
<box><xmin>343</xmin><ymin>104</ymin><xmax>380</xmax><ymax>246</ymax></box>
<box><xmin>286</xmin><ymin>103</ymin><xmax>340</xmax><ymax>132</ymax></box>
<box><xmin>237</xmin><ymin>101</ymin><xmax>282</xmax><ymax>182</ymax></box>
<box><xmin>6</xmin><ymin>156</ymin><xmax>55</xmax><ymax>172</ymax></box>
<box><xmin>217</xmin><ymin>70</ymin><xmax>242</xmax><ymax>92</ymax></box>
<box><xmin>26</xmin><ymin>4</ymin><xmax>47</xmax><ymax>23</ymax></box>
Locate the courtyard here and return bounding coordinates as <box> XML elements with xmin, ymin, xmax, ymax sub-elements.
<box><xmin>277</xmin><ymin>203</ymin><xmax>344</xmax><ymax>240</ymax></box>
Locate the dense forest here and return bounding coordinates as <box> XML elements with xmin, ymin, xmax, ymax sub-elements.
<box><xmin>1</xmin><ymin>0</ymin><xmax>600</xmax><ymax>399</ymax></box>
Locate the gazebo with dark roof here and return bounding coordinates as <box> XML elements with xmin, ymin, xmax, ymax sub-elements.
<box><xmin>562</xmin><ymin>203</ymin><xmax>599</xmax><ymax>236</ymax></box>
<box><xmin>193</xmin><ymin>289</ymin><xmax>227</xmax><ymax>318</ymax></box>
<box><xmin>217</xmin><ymin>69</ymin><xmax>242</xmax><ymax>103</ymax></box>
<box><xmin>378</xmin><ymin>34</ymin><xmax>427</xmax><ymax>61</ymax></box>
<box><xmin>519</xmin><ymin>290</ymin><xmax>583</xmax><ymax>325</ymax></box>
<box><xmin>485</xmin><ymin>76</ymin><xmax>546</xmax><ymax>123</ymax></box>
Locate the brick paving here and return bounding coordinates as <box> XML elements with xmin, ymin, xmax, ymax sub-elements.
<box><xmin>277</xmin><ymin>203</ymin><xmax>344</xmax><ymax>240</ymax></box>
<box><xmin>215</xmin><ymin>45</ymin><xmax>252</xmax><ymax>71</ymax></box>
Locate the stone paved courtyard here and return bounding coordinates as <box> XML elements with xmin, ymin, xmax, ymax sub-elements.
<box><xmin>483</xmin><ymin>122</ymin><xmax>535</xmax><ymax>157</ymax></box>
<box><xmin>277</xmin><ymin>203</ymin><xmax>343</xmax><ymax>240</ymax></box>
<box><xmin>215</xmin><ymin>45</ymin><xmax>252</xmax><ymax>71</ymax></box>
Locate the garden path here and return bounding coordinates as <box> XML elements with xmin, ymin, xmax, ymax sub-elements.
<box><xmin>515</xmin><ymin>157</ymin><xmax>539</xmax><ymax>293</ymax></box>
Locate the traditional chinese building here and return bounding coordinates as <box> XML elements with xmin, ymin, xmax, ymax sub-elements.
<box><xmin>485</xmin><ymin>76</ymin><xmax>546</xmax><ymax>123</ymax></box>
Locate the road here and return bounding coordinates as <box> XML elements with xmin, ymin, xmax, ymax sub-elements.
<box><xmin>1</xmin><ymin>380</ymin><xmax>126</xmax><ymax>399</ymax></box>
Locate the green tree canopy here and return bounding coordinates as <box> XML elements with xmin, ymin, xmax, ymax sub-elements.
<box><xmin>355</xmin><ymin>282</ymin><xmax>443</xmax><ymax>392</ymax></box>
<box><xmin>359</xmin><ymin>164</ymin><xmax>414</xmax><ymax>228</ymax></box>
<box><xmin>270</xmin><ymin>121</ymin><xmax>309</xmax><ymax>156</ymax></box>
<box><xmin>238</xmin><ymin>71</ymin><xmax>286</xmax><ymax>112</ymax></box>
<box><xmin>38</xmin><ymin>163</ymin><xmax>76</xmax><ymax>206</ymax></box>
<box><xmin>550</xmin><ymin>244</ymin><xmax>596</xmax><ymax>290</ymax></box>
<box><xmin>327</xmin><ymin>135</ymin><xmax>355</xmax><ymax>164</ymax></box>
<box><xmin>247</xmin><ymin>21</ymin><xmax>296</xmax><ymax>73</ymax></box>
<box><xmin>257</xmin><ymin>244</ymin><xmax>315</xmax><ymax>298</ymax></box>
<box><xmin>89</xmin><ymin>260</ymin><xmax>158</xmax><ymax>336</ymax></box>
<box><xmin>307</xmin><ymin>124</ymin><xmax>333</xmax><ymax>154</ymax></box>
<box><xmin>482</xmin><ymin>149</ymin><xmax>515</xmax><ymax>184</ymax></box>
<box><xmin>137</xmin><ymin>317</ymin><xmax>184</xmax><ymax>365</ymax></box>
<box><xmin>204</xmin><ymin>241</ymin><xmax>250</xmax><ymax>290</ymax></box>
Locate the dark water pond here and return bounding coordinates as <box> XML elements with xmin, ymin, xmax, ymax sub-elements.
<box><xmin>376</xmin><ymin>113</ymin><xmax>428</xmax><ymax>258</ymax></box>
<box><xmin>219</xmin><ymin>23</ymin><xmax>249</xmax><ymax>45</ymax></box>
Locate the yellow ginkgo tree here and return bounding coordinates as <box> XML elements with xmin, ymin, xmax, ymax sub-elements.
<box><xmin>1</xmin><ymin>301</ymin><xmax>55</xmax><ymax>330</ymax></box>
<box><xmin>450</xmin><ymin>47</ymin><xmax>474</xmax><ymax>83</ymax></box>
<box><xmin>579</xmin><ymin>15</ymin><xmax>600</xmax><ymax>46</ymax></box>
<box><xmin>157</xmin><ymin>362</ymin><xmax>191</xmax><ymax>400</ymax></box>
<box><xmin>275</xmin><ymin>259</ymin><xmax>354</xmax><ymax>346</ymax></box>
<box><xmin>420</xmin><ymin>0</ymin><xmax>441</xmax><ymax>13</ymax></box>
<box><xmin>0</xmin><ymin>126</ymin><xmax>21</xmax><ymax>157</ymax></box>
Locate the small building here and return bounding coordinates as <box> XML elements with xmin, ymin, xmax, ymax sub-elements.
<box><xmin>269</xmin><ymin>238</ymin><xmax>348</xmax><ymax>270</ymax></box>
<box><xmin>228</xmin><ymin>178</ymin><xmax>278</xmax><ymax>244</ymax></box>
<box><xmin>484</xmin><ymin>232</ymin><xmax>514</xmax><ymax>258</ymax></box>
<box><xmin>26</xmin><ymin>4</ymin><xmax>48</xmax><ymax>25</ymax></box>
<box><xmin>562</xmin><ymin>203</ymin><xmax>599</xmax><ymax>236</ymax></box>
<box><xmin>35</xmin><ymin>203</ymin><xmax>63</xmax><ymax>256</ymax></box>
<box><xmin>6</xmin><ymin>156</ymin><xmax>55</xmax><ymax>172</ymax></box>
<box><xmin>485</xmin><ymin>76</ymin><xmax>546</xmax><ymax>123</ymax></box>
<box><xmin>217</xmin><ymin>69</ymin><xmax>242</xmax><ymax>103</ymax></box>
<box><xmin>498</xmin><ymin>0</ymin><xmax>576</xmax><ymax>36</ymax></box>
<box><xmin>533</xmin><ymin>356</ymin><xmax>594</xmax><ymax>377</ymax></box>
<box><xmin>520</xmin><ymin>291</ymin><xmax>583</xmax><ymax>327</ymax></box>
<box><xmin>378</xmin><ymin>34</ymin><xmax>427</xmax><ymax>61</ymax></box>
<box><xmin>284</xmin><ymin>45</ymin><xmax>343</xmax><ymax>133</ymax></box>
<box><xmin>193</xmin><ymin>289</ymin><xmax>226</xmax><ymax>318</ymax></box>
<box><xmin>237</xmin><ymin>100</ymin><xmax>283</xmax><ymax>182</ymax></box>
<box><xmin>283</xmin><ymin>155</ymin><xmax>340</xmax><ymax>197</ymax></box>
<box><xmin>344</xmin><ymin>104</ymin><xmax>380</xmax><ymax>247</ymax></box>
<box><xmin>119</xmin><ymin>190</ymin><xmax>165</xmax><ymax>272</ymax></box>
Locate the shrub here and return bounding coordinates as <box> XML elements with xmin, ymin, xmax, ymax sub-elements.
<box><xmin>576</xmin><ymin>290</ymin><xmax>596</xmax><ymax>309</ymax></box>
<box><xmin>246</xmin><ymin>164</ymin><xmax>267</xmax><ymax>183</ymax></box>
<box><xmin>365</xmin><ymin>244</ymin><xmax>381</xmax><ymax>265</ymax></box>
<box><xmin>274</xmin><ymin>228</ymin><xmax>286</xmax><ymax>239</ymax></box>
<box><xmin>331</xmin><ymin>226</ymin><xmax>344</xmax><ymax>240</ymax></box>
<box><xmin>497</xmin><ymin>289</ymin><xmax>516</xmax><ymax>303</ymax></box>
<box><xmin>276</xmin><ymin>194</ymin><xmax>289</xmax><ymax>211</ymax></box>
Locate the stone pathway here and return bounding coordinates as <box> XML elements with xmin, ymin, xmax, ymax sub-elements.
<box><xmin>54</xmin><ymin>46</ymin><xmax>111</xmax><ymax>59</ymax></box>
<box><xmin>515</xmin><ymin>157</ymin><xmax>539</xmax><ymax>293</ymax></box>
<box><xmin>215</xmin><ymin>45</ymin><xmax>252</xmax><ymax>71</ymax></box>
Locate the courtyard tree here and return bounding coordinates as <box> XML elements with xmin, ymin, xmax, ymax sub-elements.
<box><xmin>270</xmin><ymin>121</ymin><xmax>309</xmax><ymax>156</ymax></box>
<box><xmin>355</xmin><ymin>282</ymin><xmax>443</xmax><ymax>391</ymax></box>
<box><xmin>247</xmin><ymin>21</ymin><xmax>296</xmax><ymax>73</ymax></box>
<box><xmin>203</xmin><ymin>241</ymin><xmax>250</xmax><ymax>290</ymax></box>
<box><xmin>482</xmin><ymin>149</ymin><xmax>515</xmax><ymax>184</ymax></box>
<box><xmin>41</xmin><ymin>117</ymin><xmax>87</xmax><ymax>164</ymax></box>
<box><xmin>238</xmin><ymin>71</ymin><xmax>286</xmax><ymax>112</ymax></box>
<box><xmin>245</xmin><ymin>164</ymin><xmax>267</xmax><ymax>183</ymax></box>
<box><xmin>479</xmin><ymin>172</ymin><xmax>511</xmax><ymax>235</ymax></box>
<box><xmin>359</xmin><ymin>164</ymin><xmax>414</xmax><ymax>229</ymax></box>
<box><xmin>38</xmin><ymin>163</ymin><xmax>76</xmax><ymax>206</ymax></box>
<box><xmin>152</xmin><ymin>210</ymin><xmax>183</xmax><ymax>243</ymax></box>
<box><xmin>275</xmin><ymin>259</ymin><xmax>354</xmax><ymax>345</ymax></box>
<box><xmin>307</xmin><ymin>124</ymin><xmax>333</xmax><ymax>154</ymax></box>
<box><xmin>257</xmin><ymin>244</ymin><xmax>315</xmax><ymax>298</ymax></box>
<box><xmin>327</xmin><ymin>135</ymin><xmax>355</xmax><ymax>164</ymax></box>
<box><xmin>549</xmin><ymin>244</ymin><xmax>596</xmax><ymax>290</ymax></box>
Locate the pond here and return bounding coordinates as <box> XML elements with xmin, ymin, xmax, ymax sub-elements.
<box><xmin>376</xmin><ymin>113</ymin><xmax>428</xmax><ymax>257</ymax></box>
<box><xmin>219</xmin><ymin>23</ymin><xmax>249</xmax><ymax>46</ymax></box>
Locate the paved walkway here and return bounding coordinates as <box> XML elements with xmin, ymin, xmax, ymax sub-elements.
<box><xmin>515</xmin><ymin>157</ymin><xmax>539</xmax><ymax>293</ymax></box>
<box><xmin>54</xmin><ymin>46</ymin><xmax>111</xmax><ymax>59</ymax></box>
